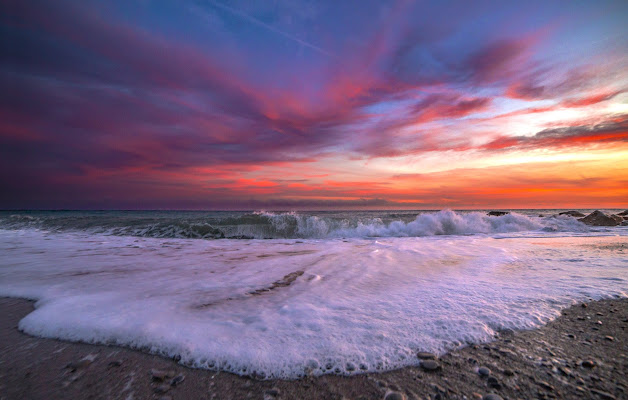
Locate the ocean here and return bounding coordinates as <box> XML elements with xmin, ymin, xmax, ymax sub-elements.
<box><xmin>0</xmin><ymin>209</ymin><xmax>626</xmax><ymax>379</ymax></box>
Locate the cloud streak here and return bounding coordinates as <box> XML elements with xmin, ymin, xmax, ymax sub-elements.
<box><xmin>1</xmin><ymin>0</ymin><xmax>627</xmax><ymax>208</ymax></box>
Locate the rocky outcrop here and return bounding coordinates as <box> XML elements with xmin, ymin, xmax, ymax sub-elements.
<box><xmin>578</xmin><ymin>211</ymin><xmax>621</xmax><ymax>226</ymax></box>
<box><xmin>558</xmin><ymin>211</ymin><xmax>585</xmax><ymax>217</ymax></box>
<box><xmin>487</xmin><ymin>211</ymin><xmax>509</xmax><ymax>216</ymax></box>
<box><xmin>617</xmin><ymin>210</ymin><xmax>628</xmax><ymax>216</ymax></box>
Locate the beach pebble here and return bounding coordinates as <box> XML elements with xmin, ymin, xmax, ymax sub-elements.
<box><xmin>154</xmin><ymin>384</ymin><xmax>170</xmax><ymax>394</ymax></box>
<box><xmin>580</xmin><ymin>360</ymin><xmax>596</xmax><ymax>368</ymax></box>
<box><xmin>265</xmin><ymin>388</ymin><xmax>280</xmax><ymax>397</ymax></box>
<box><xmin>558</xmin><ymin>366</ymin><xmax>572</xmax><ymax>376</ymax></box>
<box><xmin>150</xmin><ymin>369</ymin><xmax>175</xmax><ymax>381</ymax></box>
<box><xmin>384</xmin><ymin>392</ymin><xmax>406</xmax><ymax>400</ymax></box>
<box><xmin>416</xmin><ymin>352</ymin><xmax>437</xmax><ymax>360</ymax></box>
<box><xmin>482</xmin><ymin>395</ymin><xmax>503</xmax><ymax>400</ymax></box>
<box><xmin>107</xmin><ymin>360</ymin><xmax>122</xmax><ymax>368</ymax></box>
<box><xmin>65</xmin><ymin>358</ymin><xmax>93</xmax><ymax>372</ymax></box>
<box><xmin>487</xmin><ymin>376</ymin><xmax>501</xmax><ymax>389</ymax></box>
<box><xmin>502</xmin><ymin>369</ymin><xmax>514</xmax><ymax>376</ymax></box>
<box><xmin>478</xmin><ymin>367</ymin><xmax>491</xmax><ymax>377</ymax></box>
<box><xmin>590</xmin><ymin>389</ymin><xmax>617</xmax><ymax>400</ymax></box>
<box><xmin>604</xmin><ymin>336</ymin><xmax>614</xmax><ymax>341</ymax></box>
<box><xmin>420</xmin><ymin>360</ymin><xmax>441</xmax><ymax>371</ymax></box>
<box><xmin>537</xmin><ymin>381</ymin><xmax>553</xmax><ymax>391</ymax></box>
<box><xmin>170</xmin><ymin>374</ymin><xmax>185</xmax><ymax>387</ymax></box>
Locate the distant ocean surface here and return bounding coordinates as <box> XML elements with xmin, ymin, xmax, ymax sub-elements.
<box><xmin>0</xmin><ymin>209</ymin><xmax>627</xmax><ymax>378</ymax></box>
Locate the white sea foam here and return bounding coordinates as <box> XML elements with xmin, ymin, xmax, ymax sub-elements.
<box><xmin>0</xmin><ymin>228</ymin><xmax>627</xmax><ymax>378</ymax></box>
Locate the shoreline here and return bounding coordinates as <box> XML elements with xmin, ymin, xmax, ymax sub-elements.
<box><xmin>1</xmin><ymin>297</ymin><xmax>626</xmax><ymax>399</ymax></box>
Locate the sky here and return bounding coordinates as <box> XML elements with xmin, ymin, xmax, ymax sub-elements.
<box><xmin>1</xmin><ymin>0</ymin><xmax>628</xmax><ymax>210</ymax></box>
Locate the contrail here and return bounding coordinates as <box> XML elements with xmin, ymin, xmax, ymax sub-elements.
<box><xmin>202</xmin><ymin>0</ymin><xmax>333</xmax><ymax>57</ymax></box>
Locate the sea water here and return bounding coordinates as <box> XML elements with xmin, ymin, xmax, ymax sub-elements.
<box><xmin>0</xmin><ymin>210</ymin><xmax>626</xmax><ymax>378</ymax></box>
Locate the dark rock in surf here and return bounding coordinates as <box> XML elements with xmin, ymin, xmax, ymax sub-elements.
<box><xmin>578</xmin><ymin>211</ymin><xmax>621</xmax><ymax>226</ymax></box>
<box><xmin>420</xmin><ymin>360</ymin><xmax>441</xmax><ymax>371</ymax></box>
<box><xmin>558</xmin><ymin>210</ymin><xmax>585</xmax><ymax>217</ymax></box>
<box><xmin>487</xmin><ymin>211</ymin><xmax>509</xmax><ymax>216</ymax></box>
<box><xmin>417</xmin><ymin>352</ymin><xmax>437</xmax><ymax>360</ymax></box>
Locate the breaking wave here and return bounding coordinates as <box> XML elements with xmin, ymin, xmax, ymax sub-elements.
<box><xmin>0</xmin><ymin>209</ymin><xmax>597</xmax><ymax>239</ymax></box>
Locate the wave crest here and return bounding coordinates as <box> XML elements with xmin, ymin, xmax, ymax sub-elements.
<box><xmin>0</xmin><ymin>209</ymin><xmax>596</xmax><ymax>239</ymax></box>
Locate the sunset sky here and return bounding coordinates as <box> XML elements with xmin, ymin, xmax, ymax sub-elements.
<box><xmin>1</xmin><ymin>0</ymin><xmax>628</xmax><ymax>210</ymax></box>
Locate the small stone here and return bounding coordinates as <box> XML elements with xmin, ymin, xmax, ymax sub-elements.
<box><xmin>158</xmin><ymin>396</ymin><xmax>173</xmax><ymax>400</ymax></box>
<box><xmin>581</xmin><ymin>360</ymin><xmax>596</xmax><ymax>368</ymax></box>
<box><xmin>154</xmin><ymin>384</ymin><xmax>170</xmax><ymax>394</ymax></box>
<box><xmin>558</xmin><ymin>366</ymin><xmax>572</xmax><ymax>376</ymax></box>
<box><xmin>538</xmin><ymin>381</ymin><xmax>554</xmax><ymax>391</ymax></box>
<box><xmin>567</xmin><ymin>334</ymin><xmax>576</xmax><ymax>339</ymax></box>
<box><xmin>482</xmin><ymin>395</ymin><xmax>503</xmax><ymax>400</ymax></box>
<box><xmin>150</xmin><ymin>369</ymin><xmax>175</xmax><ymax>381</ymax></box>
<box><xmin>170</xmin><ymin>374</ymin><xmax>185</xmax><ymax>387</ymax></box>
<box><xmin>433</xmin><ymin>384</ymin><xmax>446</xmax><ymax>394</ymax></box>
<box><xmin>581</xmin><ymin>303</ymin><xmax>588</xmax><ymax>308</ymax></box>
<box><xmin>502</xmin><ymin>369</ymin><xmax>514</xmax><ymax>376</ymax></box>
<box><xmin>384</xmin><ymin>392</ymin><xmax>406</xmax><ymax>400</ymax></box>
<box><xmin>590</xmin><ymin>389</ymin><xmax>617</xmax><ymax>400</ymax></box>
<box><xmin>65</xmin><ymin>358</ymin><xmax>93</xmax><ymax>372</ymax></box>
<box><xmin>596</xmin><ymin>320</ymin><xmax>603</xmax><ymax>325</ymax></box>
<box><xmin>265</xmin><ymin>388</ymin><xmax>280</xmax><ymax>397</ymax></box>
<box><xmin>417</xmin><ymin>352</ymin><xmax>437</xmax><ymax>360</ymax></box>
<box><xmin>604</xmin><ymin>336</ymin><xmax>614</xmax><ymax>341</ymax></box>
<box><xmin>420</xmin><ymin>360</ymin><xmax>441</xmax><ymax>371</ymax></box>
<box><xmin>478</xmin><ymin>367</ymin><xmax>491</xmax><ymax>377</ymax></box>
<box><xmin>487</xmin><ymin>376</ymin><xmax>501</xmax><ymax>389</ymax></box>
<box><xmin>107</xmin><ymin>360</ymin><xmax>122</xmax><ymax>368</ymax></box>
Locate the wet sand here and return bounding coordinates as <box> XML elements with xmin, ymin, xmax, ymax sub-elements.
<box><xmin>0</xmin><ymin>296</ymin><xmax>626</xmax><ymax>400</ymax></box>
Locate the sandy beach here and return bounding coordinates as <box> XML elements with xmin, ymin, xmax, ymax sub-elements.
<box><xmin>1</xmin><ymin>296</ymin><xmax>626</xmax><ymax>400</ymax></box>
